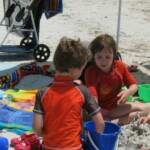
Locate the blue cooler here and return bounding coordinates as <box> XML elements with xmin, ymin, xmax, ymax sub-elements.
<box><xmin>84</xmin><ymin>121</ymin><xmax>121</xmax><ymax>150</ymax></box>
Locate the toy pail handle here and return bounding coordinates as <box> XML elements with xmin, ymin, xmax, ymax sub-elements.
<box><xmin>87</xmin><ymin>131</ymin><xmax>100</xmax><ymax>150</ymax></box>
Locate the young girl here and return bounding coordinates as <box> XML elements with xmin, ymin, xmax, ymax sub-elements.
<box><xmin>84</xmin><ymin>34</ymin><xmax>150</xmax><ymax>125</ymax></box>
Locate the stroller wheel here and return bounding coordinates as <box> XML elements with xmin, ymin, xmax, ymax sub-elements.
<box><xmin>20</xmin><ymin>37</ymin><xmax>36</xmax><ymax>48</ymax></box>
<box><xmin>33</xmin><ymin>44</ymin><xmax>51</xmax><ymax>62</ymax></box>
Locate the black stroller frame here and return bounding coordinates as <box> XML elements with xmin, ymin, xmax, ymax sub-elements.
<box><xmin>0</xmin><ymin>0</ymin><xmax>51</xmax><ymax>62</ymax></box>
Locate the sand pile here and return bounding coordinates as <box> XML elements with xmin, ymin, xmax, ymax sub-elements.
<box><xmin>118</xmin><ymin>117</ymin><xmax>150</xmax><ymax>150</ymax></box>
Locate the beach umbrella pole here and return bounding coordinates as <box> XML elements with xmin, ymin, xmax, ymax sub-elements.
<box><xmin>116</xmin><ymin>0</ymin><xmax>122</xmax><ymax>49</ymax></box>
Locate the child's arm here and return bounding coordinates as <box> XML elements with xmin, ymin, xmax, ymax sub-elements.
<box><xmin>81</xmin><ymin>85</ymin><xmax>105</xmax><ymax>132</ymax></box>
<box><xmin>117</xmin><ymin>84</ymin><xmax>137</xmax><ymax>104</ymax></box>
<box><xmin>92</xmin><ymin>112</ymin><xmax>104</xmax><ymax>133</ymax></box>
<box><xmin>127</xmin><ymin>84</ymin><xmax>138</xmax><ymax>96</ymax></box>
<box><xmin>32</xmin><ymin>89</ymin><xmax>45</xmax><ymax>136</ymax></box>
<box><xmin>84</xmin><ymin>68</ymin><xmax>98</xmax><ymax>102</ymax></box>
<box><xmin>32</xmin><ymin>113</ymin><xmax>43</xmax><ymax>136</ymax></box>
<box><xmin>117</xmin><ymin>61</ymin><xmax>138</xmax><ymax>104</ymax></box>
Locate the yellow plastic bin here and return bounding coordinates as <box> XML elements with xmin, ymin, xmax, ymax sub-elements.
<box><xmin>138</xmin><ymin>84</ymin><xmax>150</xmax><ymax>102</ymax></box>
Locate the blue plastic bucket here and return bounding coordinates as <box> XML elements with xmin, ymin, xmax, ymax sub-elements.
<box><xmin>84</xmin><ymin>121</ymin><xmax>121</xmax><ymax>150</ymax></box>
<box><xmin>0</xmin><ymin>137</ymin><xmax>9</xmax><ymax>150</ymax></box>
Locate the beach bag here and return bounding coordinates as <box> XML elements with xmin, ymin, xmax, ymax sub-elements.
<box><xmin>44</xmin><ymin>0</ymin><xmax>63</xmax><ymax>19</ymax></box>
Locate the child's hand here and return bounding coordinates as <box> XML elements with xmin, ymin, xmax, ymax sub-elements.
<box><xmin>73</xmin><ymin>80</ymin><xmax>82</xmax><ymax>84</ymax></box>
<box><xmin>141</xmin><ymin>147</ymin><xmax>150</xmax><ymax>150</ymax></box>
<box><xmin>139</xmin><ymin>116</ymin><xmax>150</xmax><ymax>124</ymax></box>
<box><xmin>117</xmin><ymin>90</ymin><xmax>130</xmax><ymax>104</ymax></box>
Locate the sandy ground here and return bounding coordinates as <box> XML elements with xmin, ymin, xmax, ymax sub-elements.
<box><xmin>118</xmin><ymin>120</ymin><xmax>150</xmax><ymax>150</ymax></box>
<box><xmin>0</xmin><ymin>0</ymin><xmax>150</xmax><ymax>149</ymax></box>
<box><xmin>0</xmin><ymin>0</ymin><xmax>150</xmax><ymax>68</ymax></box>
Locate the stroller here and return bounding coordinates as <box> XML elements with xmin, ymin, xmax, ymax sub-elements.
<box><xmin>0</xmin><ymin>0</ymin><xmax>51</xmax><ymax>62</ymax></box>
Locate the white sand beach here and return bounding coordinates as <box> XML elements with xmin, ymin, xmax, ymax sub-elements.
<box><xmin>0</xmin><ymin>0</ymin><xmax>150</xmax><ymax>67</ymax></box>
<box><xmin>0</xmin><ymin>0</ymin><xmax>150</xmax><ymax>149</ymax></box>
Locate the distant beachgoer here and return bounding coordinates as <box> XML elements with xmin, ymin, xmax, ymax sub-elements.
<box><xmin>84</xmin><ymin>33</ymin><xmax>150</xmax><ymax>125</ymax></box>
<box><xmin>32</xmin><ymin>37</ymin><xmax>104</xmax><ymax>149</ymax></box>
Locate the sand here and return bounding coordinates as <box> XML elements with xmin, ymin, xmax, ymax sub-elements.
<box><xmin>0</xmin><ymin>0</ymin><xmax>150</xmax><ymax>150</ymax></box>
<box><xmin>118</xmin><ymin>117</ymin><xmax>150</xmax><ymax>150</ymax></box>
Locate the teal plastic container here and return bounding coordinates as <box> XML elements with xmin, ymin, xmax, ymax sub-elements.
<box><xmin>84</xmin><ymin>121</ymin><xmax>121</xmax><ymax>150</ymax></box>
<box><xmin>138</xmin><ymin>84</ymin><xmax>150</xmax><ymax>102</ymax></box>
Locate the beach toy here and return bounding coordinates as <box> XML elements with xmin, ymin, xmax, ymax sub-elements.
<box><xmin>11</xmin><ymin>133</ymin><xmax>41</xmax><ymax>150</ymax></box>
<box><xmin>14</xmin><ymin>141</ymin><xmax>31</xmax><ymax>150</ymax></box>
<box><xmin>138</xmin><ymin>84</ymin><xmax>150</xmax><ymax>102</ymax></box>
<box><xmin>0</xmin><ymin>137</ymin><xmax>9</xmax><ymax>150</ymax></box>
<box><xmin>84</xmin><ymin>121</ymin><xmax>121</xmax><ymax>150</ymax></box>
<box><xmin>127</xmin><ymin>95</ymin><xmax>133</xmax><ymax>102</ymax></box>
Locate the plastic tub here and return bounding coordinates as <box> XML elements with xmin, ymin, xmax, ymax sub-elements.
<box><xmin>138</xmin><ymin>84</ymin><xmax>150</xmax><ymax>102</ymax></box>
<box><xmin>84</xmin><ymin>121</ymin><xmax>121</xmax><ymax>150</ymax></box>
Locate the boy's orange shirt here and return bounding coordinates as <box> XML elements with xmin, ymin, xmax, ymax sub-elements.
<box><xmin>33</xmin><ymin>75</ymin><xmax>100</xmax><ymax>149</ymax></box>
<box><xmin>85</xmin><ymin>60</ymin><xmax>137</xmax><ymax>110</ymax></box>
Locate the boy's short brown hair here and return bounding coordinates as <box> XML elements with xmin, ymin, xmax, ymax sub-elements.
<box><xmin>53</xmin><ymin>37</ymin><xmax>91</xmax><ymax>72</ymax></box>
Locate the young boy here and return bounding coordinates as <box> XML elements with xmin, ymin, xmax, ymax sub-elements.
<box><xmin>32</xmin><ymin>37</ymin><xmax>104</xmax><ymax>150</ymax></box>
